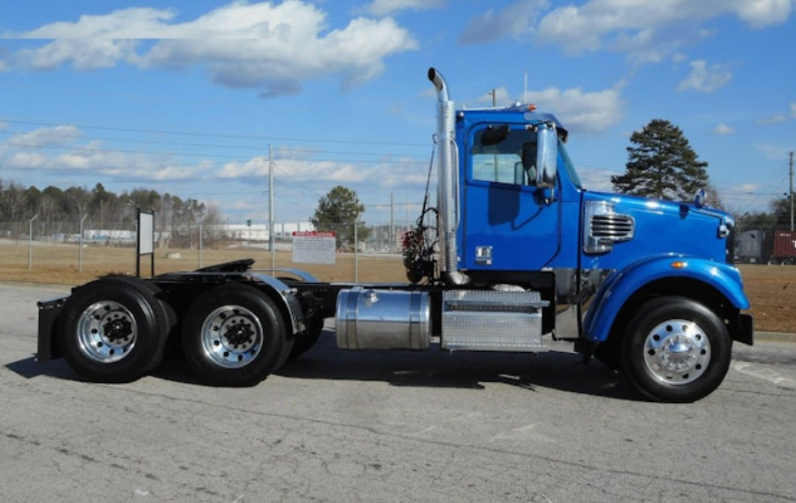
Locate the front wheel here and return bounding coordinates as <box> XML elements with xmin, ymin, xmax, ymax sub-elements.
<box><xmin>182</xmin><ymin>284</ymin><xmax>291</xmax><ymax>386</ymax></box>
<box><xmin>621</xmin><ymin>296</ymin><xmax>732</xmax><ymax>403</ymax></box>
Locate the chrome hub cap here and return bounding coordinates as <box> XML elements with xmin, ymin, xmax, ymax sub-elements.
<box><xmin>642</xmin><ymin>319</ymin><xmax>710</xmax><ymax>385</ymax></box>
<box><xmin>77</xmin><ymin>301</ymin><xmax>137</xmax><ymax>363</ymax></box>
<box><xmin>200</xmin><ymin>305</ymin><xmax>263</xmax><ymax>368</ymax></box>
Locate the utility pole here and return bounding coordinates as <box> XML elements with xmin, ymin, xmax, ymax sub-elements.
<box><xmin>390</xmin><ymin>193</ymin><xmax>395</xmax><ymax>251</ymax></box>
<box><xmin>269</xmin><ymin>144</ymin><xmax>275</xmax><ymax>272</ymax></box>
<box><xmin>790</xmin><ymin>150</ymin><xmax>794</xmax><ymax>231</ymax></box>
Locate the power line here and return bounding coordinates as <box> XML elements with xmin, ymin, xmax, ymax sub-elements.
<box><xmin>2</xmin><ymin>139</ymin><xmax>430</xmax><ymax>167</ymax></box>
<box><xmin>0</xmin><ymin>128</ymin><xmax>431</xmax><ymax>159</ymax></box>
<box><xmin>1</xmin><ymin>118</ymin><xmax>429</xmax><ymax>148</ymax></box>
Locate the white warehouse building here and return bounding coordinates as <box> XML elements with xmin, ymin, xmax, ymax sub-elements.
<box><xmin>219</xmin><ymin>222</ymin><xmax>316</xmax><ymax>241</ymax></box>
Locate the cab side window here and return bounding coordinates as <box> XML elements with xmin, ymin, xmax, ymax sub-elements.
<box><xmin>472</xmin><ymin>127</ymin><xmax>537</xmax><ymax>187</ymax></box>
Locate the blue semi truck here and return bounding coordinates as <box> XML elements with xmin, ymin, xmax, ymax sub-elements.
<box><xmin>37</xmin><ymin>68</ymin><xmax>753</xmax><ymax>402</ymax></box>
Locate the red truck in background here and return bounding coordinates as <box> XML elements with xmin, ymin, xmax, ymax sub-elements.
<box><xmin>772</xmin><ymin>230</ymin><xmax>796</xmax><ymax>264</ymax></box>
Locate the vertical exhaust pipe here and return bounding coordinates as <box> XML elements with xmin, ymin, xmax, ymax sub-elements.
<box><xmin>428</xmin><ymin>68</ymin><xmax>469</xmax><ymax>286</ymax></box>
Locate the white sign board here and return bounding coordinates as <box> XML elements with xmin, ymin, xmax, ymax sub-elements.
<box><xmin>292</xmin><ymin>231</ymin><xmax>336</xmax><ymax>265</ymax></box>
<box><xmin>138</xmin><ymin>211</ymin><xmax>154</xmax><ymax>255</ymax></box>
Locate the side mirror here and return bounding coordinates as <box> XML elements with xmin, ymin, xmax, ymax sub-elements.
<box><xmin>535</xmin><ymin>123</ymin><xmax>558</xmax><ymax>189</ymax></box>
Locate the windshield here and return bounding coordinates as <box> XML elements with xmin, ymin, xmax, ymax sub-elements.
<box><xmin>558</xmin><ymin>139</ymin><xmax>582</xmax><ymax>190</ymax></box>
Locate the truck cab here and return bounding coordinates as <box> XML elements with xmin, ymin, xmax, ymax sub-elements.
<box><xmin>423</xmin><ymin>68</ymin><xmax>753</xmax><ymax>401</ymax></box>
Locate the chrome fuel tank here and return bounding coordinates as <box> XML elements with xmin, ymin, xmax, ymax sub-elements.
<box><xmin>335</xmin><ymin>288</ymin><xmax>431</xmax><ymax>350</ymax></box>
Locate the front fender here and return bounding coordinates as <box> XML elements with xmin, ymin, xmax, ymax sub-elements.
<box><xmin>583</xmin><ymin>256</ymin><xmax>750</xmax><ymax>342</ymax></box>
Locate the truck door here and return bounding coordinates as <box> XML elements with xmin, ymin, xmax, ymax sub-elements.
<box><xmin>461</xmin><ymin>125</ymin><xmax>561</xmax><ymax>271</ymax></box>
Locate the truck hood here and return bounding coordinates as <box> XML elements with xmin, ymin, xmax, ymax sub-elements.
<box><xmin>582</xmin><ymin>191</ymin><xmax>734</xmax><ymax>267</ymax></box>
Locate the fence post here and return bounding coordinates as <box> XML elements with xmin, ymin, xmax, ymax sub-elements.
<box><xmin>354</xmin><ymin>222</ymin><xmax>359</xmax><ymax>282</ymax></box>
<box><xmin>79</xmin><ymin>215</ymin><xmax>87</xmax><ymax>273</ymax></box>
<box><xmin>199</xmin><ymin>222</ymin><xmax>204</xmax><ymax>269</ymax></box>
<box><xmin>28</xmin><ymin>214</ymin><xmax>38</xmax><ymax>270</ymax></box>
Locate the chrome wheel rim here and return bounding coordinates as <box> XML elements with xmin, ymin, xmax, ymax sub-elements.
<box><xmin>642</xmin><ymin>319</ymin><xmax>710</xmax><ymax>385</ymax></box>
<box><xmin>77</xmin><ymin>300</ymin><xmax>137</xmax><ymax>363</ymax></box>
<box><xmin>200</xmin><ymin>305</ymin><xmax>263</xmax><ymax>368</ymax></box>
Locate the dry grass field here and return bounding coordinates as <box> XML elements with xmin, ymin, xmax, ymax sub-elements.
<box><xmin>0</xmin><ymin>240</ymin><xmax>792</xmax><ymax>333</ymax></box>
<box><xmin>737</xmin><ymin>264</ymin><xmax>794</xmax><ymax>333</ymax></box>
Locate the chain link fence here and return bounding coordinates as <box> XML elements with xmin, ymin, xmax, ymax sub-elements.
<box><xmin>735</xmin><ymin>223</ymin><xmax>796</xmax><ymax>265</ymax></box>
<box><xmin>5</xmin><ymin>218</ymin><xmax>794</xmax><ymax>266</ymax></box>
<box><xmin>0</xmin><ymin>219</ymin><xmax>411</xmax><ymax>280</ymax></box>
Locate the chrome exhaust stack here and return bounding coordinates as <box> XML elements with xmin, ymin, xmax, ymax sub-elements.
<box><xmin>428</xmin><ymin>68</ymin><xmax>469</xmax><ymax>286</ymax></box>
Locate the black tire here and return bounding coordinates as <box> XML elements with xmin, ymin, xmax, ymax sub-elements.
<box><xmin>287</xmin><ymin>312</ymin><xmax>324</xmax><ymax>361</ymax></box>
<box><xmin>182</xmin><ymin>283</ymin><xmax>289</xmax><ymax>387</ymax></box>
<box><xmin>136</xmin><ymin>279</ymin><xmax>178</xmax><ymax>372</ymax></box>
<box><xmin>59</xmin><ymin>277</ymin><xmax>170</xmax><ymax>383</ymax></box>
<box><xmin>621</xmin><ymin>296</ymin><xmax>732</xmax><ymax>403</ymax></box>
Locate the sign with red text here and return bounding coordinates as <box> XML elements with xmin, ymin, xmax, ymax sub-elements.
<box><xmin>292</xmin><ymin>231</ymin><xmax>336</xmax><ymax>265</ymax></box>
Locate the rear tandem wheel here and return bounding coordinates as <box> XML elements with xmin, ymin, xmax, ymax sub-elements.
<box><xmin>59</xmin><ymin>277</ymin><xmax>172</xmax><ymax>383</ymax></box>
<box><xmin>181</xmin><ymin>283</ymin><xmax>293</xmax><ymax>387</ymax></box>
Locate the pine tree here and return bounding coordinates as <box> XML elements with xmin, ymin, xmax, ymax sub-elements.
<box><xmin>311</xmin><ymin>185</ymin><xmax>371</xmax><ymax>249</ymax></box>
<box><xmin>612</xmin><ymin>119</ymin><xmax>710</xmax><ymax>202</ymax></box>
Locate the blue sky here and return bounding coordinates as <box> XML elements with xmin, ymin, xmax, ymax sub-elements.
<box><xmin>1</xmin><ymin>0</ymin><xmax>794</xmax><ymax>227</ymax></box>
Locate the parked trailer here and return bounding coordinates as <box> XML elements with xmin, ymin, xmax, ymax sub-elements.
<box><xmin>37</xmin><ymin>69</ymin><xmax>753</xmax><ymax>403</ymax></box>
<box><xmin>736</xmin><ymin>230</ymin><xmax>765</xmax><ymax>263</ymax></box>
<box><xmin>772</xmin><ymin>230</ymin><xmax>796</xmax><ymax>264</ymax></box>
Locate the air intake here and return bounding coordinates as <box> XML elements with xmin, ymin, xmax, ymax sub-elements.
<box><xmin>584</xmin><ymin>201</ymin><xmax>635</xmax><ymax>254</ymax></box>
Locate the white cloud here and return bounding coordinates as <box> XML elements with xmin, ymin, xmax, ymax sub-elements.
<box><xmin>17</xmin><ymin>39</ymin><xmax>139</xmax><ymax>71</ymax></box>
<box><xmin>7</xmin><ymin>125</ymin><xmax>81</xmax><ymax>148</ymax></box>
<box><xmin>459</xmin><ymin>0</ymin><xmax>548</xmax><ymax>44</ymax></box>
<box><xmin>758</xmin><ymin>101</ymin><xmax>796</xmax><ymax>124</ymax></box>
<box><xmin>755</xmin><ymin>142</ymin><xmax>792</xmax><ymax>161</ymax></box>
<box><xmin>759</xmin><ymin>114</ymin><xmax>788</xmax><ymax>124</ymax></box>
<box><xmin>220</xmin><ymin>153</ymin><xmax>430</xmax><ymax>198</ymax></box>
<box><xmin>713</xmin><ymin>123</ymin><xmax>735</xmax><ymax>135</ymax></box>
<box><xmin>575</xmin><ymin>167</ymin><xmax>617</xmax><ymax>192</ymax></box>
<box><xmin>735</xmin><ymin>182</ymin><xmax>761</xmax><ymax>193</ymax></box>
<box><xmin>7</xmin><ymin>152</ymin><xmax>49</xmax><ymax>169</ymax></box>
<box><xmin>678</xmin><ymin>60</ymin><xmax>732</xmax><ymax>92</ymax></box>
<box><xmin>536</xmin><ymin>0</ymin><xmax>793</xmax><ymax>58</ymax></box>
<box><xmin>672</xmin><ymin>53</ymin><xmax>688</xmax><ymax>64</ymax></box>
<box><xmin>364</xmin><ymin>0</ymin><xmax>446</xmax><ymax>16</ymax></box>
<box><xmin>735</xmin><ymin>0</ymin><xmax>794</xmax><ymax>28</ymax></box>
<box><xmin>219</xmin><ymin>157</ymin><xmax>269</xmax><ymax>178</ymax></box>
<box><xmin>0</xmin><ymin>125</ymin><xmax>209</xmax><ymax>181</ymax></box>
<box><xmin>525</xmin><ymin>86</ymin><xmax>625</xmax><ymax>135</ymax></box>
<box><xmin>3</xmin><ymin>1</ymin><xmax>418</xmax><ymax>98</ymax></box>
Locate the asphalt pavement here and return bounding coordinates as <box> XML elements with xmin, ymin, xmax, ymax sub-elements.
<box><xmin>1</xmin><ymin>282</ymin><xmax>795</xmax><ymax>503</ymax></box>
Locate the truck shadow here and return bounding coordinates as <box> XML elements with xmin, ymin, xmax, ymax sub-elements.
<box><xmin>6</xmin><ymin>356</ymin><xmax>76</xmax><ymax>381</ymax></box>
<box><xmin>276</xmin><ymin>331</ymin><xmax>641</xmax><ymax>401</ymax></box>
<box><xmin>6</xmin><ymin>331</ymin><xmax>640</xmax><ymax>401</ymax></box>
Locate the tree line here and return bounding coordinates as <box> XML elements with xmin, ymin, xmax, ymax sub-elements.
<box><xmin>0</xmin><ymin>180</ymin><xmax>224</xmax><ymax>247</ymax></box>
